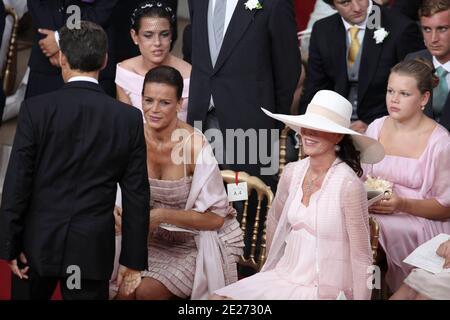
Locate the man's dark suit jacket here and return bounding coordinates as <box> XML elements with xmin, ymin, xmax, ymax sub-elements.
<box><xmin>406</xmin><ymin>49</ymin><xmax>450</xmax><ymax>131</ymax></box>
<box><xmin>187</xmin><ymin>0</ymin><xmax>300</xmax><ymax>180</ymax></box>
<box><xmin>299</xmin><ymin>4</ymin><xmax>424</xmax><ymax>125</ymax></box>
<box><xmin>0</xmin><ymin>81</ymin><xmax>150</xmax><ymax>280</ymax></box>
<box><xmin>391</xmin><ymin>0</ymin><xmax>422</xmax><ymax>21</ymax></box>
<box><xmin>188</xmin><ymin>0</ymin><xmax>300</xmax><ymax>133</ymax></box>
<box><xmin>26</xmin><ymin>0</ymin><xmax>119</xmax><ymax>98</ymax></box>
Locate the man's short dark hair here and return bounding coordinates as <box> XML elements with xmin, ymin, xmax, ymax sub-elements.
<box><xmin>323</xmin><ymin>0</ymin><xmax>334</xmax><ymax>6</ymax></box>
<box><xmin>59</xmin><ymin>21</ymin><xmax>108</xmax><ymax>72</ymax></box>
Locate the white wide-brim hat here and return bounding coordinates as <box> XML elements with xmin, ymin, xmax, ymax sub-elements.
<box><xmin>262</xmin><ymin>90</ymin><xmax>384</xmax><ymax>164</ymax></box>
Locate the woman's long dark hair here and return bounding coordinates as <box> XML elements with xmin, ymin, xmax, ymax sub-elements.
<box><xmin>336</xmin><ymin>135</ymin><xmax>363</xmax><ymax>177</ymax></box>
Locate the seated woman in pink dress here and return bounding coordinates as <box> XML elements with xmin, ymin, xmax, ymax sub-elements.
<box><xmin>115</xmin><ymin>1</ymin><xmax>190</xmax><ymax>122</ymax></box>
<box><xmin>364</xmin><ymin>59</ymin><xmax>450</xmax><ymax>293</ymax></box>
<box><xmin>110</xmin><ymin>66</ymin><xmax>243</xmax><ymax>300</ymax></box>
<box><xmin>391</xmin><ymin>238</ymin><xmax>450</xmax><ymax>300</ymax></box>
<box><xmin>212</xmin><ymin>90</ymin><xmax>385</xmax><ymax>300</ymax></box>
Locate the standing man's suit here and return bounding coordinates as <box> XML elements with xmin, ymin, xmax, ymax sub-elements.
<box><xmin>0</xmin><ymin>80</ymin><xmax>150</xmax><ymax>299</ymax></box>
<box><xmin>26</xmin><ymin>0</ymin><xmax>119</xmax><ymax>98</ymax></box>
<box><xmin>188</xmin><ymin>0</ymin><xmax>301</xmax><ymax>182</ymax></box>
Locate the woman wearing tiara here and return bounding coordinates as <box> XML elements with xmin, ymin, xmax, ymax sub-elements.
<box><xmin>115</xmin><ymin>1</ymin><xmax>191</xmax><ymax>121</ymax></box>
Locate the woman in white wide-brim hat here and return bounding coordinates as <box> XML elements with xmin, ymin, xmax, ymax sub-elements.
<box><xmin>212</xmin><ymin>90</ymin><xmax>384</xmax><ymax>300</ymax></box>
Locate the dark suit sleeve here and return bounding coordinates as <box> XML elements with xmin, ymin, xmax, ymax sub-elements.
<box><xmin>268</xmin><ymin>0</ymin><xmax>301</xmax><ymax>115</ymax></box>
<box><xmin>395</xmin><ymin>20</ymin><xmax>424</xmax><ymax>61</ymax></box>
<box><xmin>391</xmin><ymin>0</ymin><xmax>421</xmax><ymax>21</ymax></box>
<box><xmin>72</xmin><ymin>0</ymin><xmax>119</xmax><ymax>27</ymax></box>
<box><xmin>0</xmin><ymin>102</ymin><xmax>36</xmax><ymax>260</ymax></box>
<box><xmin>298</xmin><ymin>22</ymin><xmax>332</xmax><ymax>115</ymax></box>
<box><xmin>118</xmin><ymin>114</ymin><xmax>150</xmax><ymax>271</ymax></box>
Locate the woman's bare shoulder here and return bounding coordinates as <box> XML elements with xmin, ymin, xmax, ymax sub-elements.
<box><xmin>119</xmin><ymin>56</ymin><xmax>141</xmax><ymax>71</ymax></box>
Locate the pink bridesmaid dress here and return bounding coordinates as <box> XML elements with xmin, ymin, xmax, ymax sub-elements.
<box><xmin>364</xmin><ymin>116</ymin><xmax>450</xmax><ymax>292</ymax></box>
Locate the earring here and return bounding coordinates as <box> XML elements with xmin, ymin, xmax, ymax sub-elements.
<box><xmin>335</xmin><ymin>145</ymin><xmax>341</xmax><ymax>152</ymax></box>
<box><xmin>421</xmin><ymin>105</ymin><xmax>425</xmax><ymax>111</ymax></box>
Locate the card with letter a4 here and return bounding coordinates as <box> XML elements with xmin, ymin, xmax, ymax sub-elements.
<box><xmin>227</xmin><ymin>182</ymin><xmax>248</xmax><ymax>202</ymax></box>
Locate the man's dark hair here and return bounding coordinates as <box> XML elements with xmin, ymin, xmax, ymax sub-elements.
<box><xmin>142</xmin><ymin>66</ymin><xmax>184</xmax><ymax>100</ymax></box>
<box><xmin>323</xmin><ymin>0</ymin><xmax>334</xmax><ymax>6</ymax></box>
<box><xmin>59</xmin><ymin>21</ymin><xmax>108</xmax><ymax>72</ymax></box>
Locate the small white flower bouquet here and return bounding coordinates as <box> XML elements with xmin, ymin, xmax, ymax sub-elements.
<box><xmin>365</xmin><ymin>175</ymin><xmax>393</xmax><ymax>206</ymax></box>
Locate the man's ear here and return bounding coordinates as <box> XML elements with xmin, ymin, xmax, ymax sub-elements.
<box><xmin>101</xmin><ymin>53</ymin><xmax>108</xmax><ymax>71</ymax></box>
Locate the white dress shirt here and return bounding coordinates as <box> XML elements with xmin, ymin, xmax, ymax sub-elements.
<box><xmin>68</xmin><ymin>76</ymin><xmax>99</xmax><ymax>84</ymax></box>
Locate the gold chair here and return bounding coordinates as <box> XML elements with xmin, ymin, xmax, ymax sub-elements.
<box><xmin>369</xmin><ymin>216</ymin><xmax>380</xmax><ymax>263</ymax></box>
<box><xmin>279</xmin><ymin>126</ymin><xmax>305</xmax><ymax>177</ymax></box>
<box><xmin>2</xmin><ymin>6</ymin><xmax>19</xmax><ymax>96</ymax></box>
<box><xmin>221</xmin><ymin>170</ymin><xmax>274</xmax><ymax>272</ymax></box>
<box><xmin>369</xmin><ymin>215</ymin><xmax>390</xmax><ymax>299</ymax></box>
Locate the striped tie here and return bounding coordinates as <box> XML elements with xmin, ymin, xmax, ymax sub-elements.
<box><xmin>213</xmin><ymin>0</ymin><xmax>227</xmax><ymax>49</ymax></box>
<box><xmin>433</xmin><ymin>66</ymin><xmax>449</xmax><ymax>119</ymax></box>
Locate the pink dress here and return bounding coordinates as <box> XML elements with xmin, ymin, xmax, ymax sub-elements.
<box><xmin>115</xmin><ymin>63</ymin><xmax>190</xmax><ymax>122</ymax></box>
<box><xmin>364</xmin><ymin>116</ymin><xmax>450</xmax><ymax>292</ymax></box>
<box><xmin>215</xmin><ymin>159</ymin><xmax>372</xmax><ymax>300</ymax></box>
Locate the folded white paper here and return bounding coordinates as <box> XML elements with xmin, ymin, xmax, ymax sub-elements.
<box><xmin>403</xmin><ymin>233</ymin><xmax>450</xmax><ymax>274</ymax></box>
<box><xmin>159</xmin><ymin>223</ymin><xmax>197</xmax><ymax>234</ymax></box>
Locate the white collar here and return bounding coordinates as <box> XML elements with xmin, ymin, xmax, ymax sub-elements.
<box><xmin>341</xmin><ymin>0</ymin><xmax>373</xmax><ymax>31</ymax></box>
<box><xmin>432</xmin><ymin>56</ymin><xmax>450</xmax><ymax>73</ymax></box>
<box><xmin>68</xmin><ymin>76</ymin><xmax>99</xmax><ymax>84</ymax></box>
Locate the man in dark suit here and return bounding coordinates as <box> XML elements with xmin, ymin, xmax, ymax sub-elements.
<box><xmin>26</xmin><ymin>0</ymin><xmax>119</xmax><ymax>98</ymax></box>
<box><xmin>406</xmin><ymin>0</ymin><xmax>450</xmax><ymax>131</ymax></box>
<box><xmin>299</xmin><ymin>0</ymin><xmax>423</xmax><ymax>133</ymax></box>
<box><xmin>187</xmin><ymin>0</ymin><xmax>301</xmax><ymax>183</ymax></box>
<box><xmin>0</xmin><ymin>21</ymin><xmax>150</xmax><ymax>300</ymax></box>
<box><xmin>0</xmin><ymin>1</ymin><xmax>6</xmax><ymax>124</ymax></box>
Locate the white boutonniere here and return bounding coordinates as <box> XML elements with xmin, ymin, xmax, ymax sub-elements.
<box><xmin>373</xmin><ymin>27</ymin><xmax>389</xmax><ymax>44</ymax></box>
<box><xmin>245</xmin><ymin>0</ymin><xmax>262</xmax><ymax>11</ymax></box>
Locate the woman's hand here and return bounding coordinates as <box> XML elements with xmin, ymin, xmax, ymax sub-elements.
<box><xmin>369</xmin><ymin>193</ymin><xmax>404</xmax><ymax>215</ymax></box>
<box><xmin>113</xmin><ymin>206</ymin><xmax>122</xmax><ymax>235</ymax></box>
<box><xmin>149</xmin><ymin>208</ymin><xmax>165</xmax><ymax>232</ymax></box>
<box><xmin>437</xmin><ymin>239</ymin><xmax>450</xmax><ymax>269</ymax></box>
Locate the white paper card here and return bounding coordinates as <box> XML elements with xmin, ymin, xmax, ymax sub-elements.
<box><xmin>336</xmin><ymin>291</ymin><xmax>347</xmax><ymax>300</ymax></box>
<box><xmin>403</xmin><ymin>233</ymin><xmax>450</xmax><ymax>274</ymax></box>
<box><xmin>227</xmin><ymin>182</ymin><xmax>248</xmax><ymax>202</ymax></box>
<box><xmin>159</xmin><ymin>223</ymin><xmax>196</xmax><ymax>234</ymax></box>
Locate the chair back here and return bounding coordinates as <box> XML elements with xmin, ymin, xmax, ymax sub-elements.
<box><xmin>2</xmin><ymin>6</ymin><xmax>19</xmax><ymax>96</ymax></box>
<box><xmin>221</xmin><ymin>170</ymin><xmax>274</xmax><ymax>272</ymax></box>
